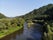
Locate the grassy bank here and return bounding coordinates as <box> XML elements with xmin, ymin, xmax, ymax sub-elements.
<box><xmin>44</xmin><ymin>24</ymin><xmax>53</xmax><ymax>40</ymax></box>
<box><xmin>47</xmin><ymin>25</ymin><xmax>53</xmax><ymax>40</ymax></box>
<box><xmin>0</xmin><ymin>26</ymin><xmax>23</xmax><ymax>39</ymax></box>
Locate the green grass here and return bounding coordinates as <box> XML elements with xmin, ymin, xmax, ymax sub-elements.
<box><xmin>46</xmin><ymin>24</ymin><xmax>53</xmax><ymax>40</ymax></box>
<box><xmin>0</xmin><ymin>26</ymin><xmax>23</xmax><ymax>39</ymax></box>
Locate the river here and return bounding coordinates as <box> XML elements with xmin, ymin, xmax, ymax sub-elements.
<box><xmin>0</xmin><ymin>22</ymin><xmax>44</xmax><ymax>40</ymax></box>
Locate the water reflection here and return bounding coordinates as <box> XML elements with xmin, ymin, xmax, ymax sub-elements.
<box><xmin>26</xmin><ymin>23</ymin><xmax>43</xmax><ymax>40</ymax></box>
<box><xmin>0</xmin><ymin>23</ymin><xmax>43</xmax><ymax>40</ymax></box>
<box><xmin>0</xmin><ymin>28</ymin><xmax>24</xmax><ymax>40</ymax></box>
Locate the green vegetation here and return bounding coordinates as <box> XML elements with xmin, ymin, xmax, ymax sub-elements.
<box><xmin>0</xmin><ymin>4</ymin><xmax>53</xmax><ymax>40</ymax></box>
<box><xmin>19</xmin><ymin>4</ymin><xmax>53</xmax><ymax>40</ymax></box>
<box><xmin>0</xmin><ymin>16</ymin><xmax>25</xmax><ymax>38</ymax></box>
<box><xmin>27</xmin><ymin>20</ymin><xmax>34</xmax><ymax>27</ymax></box>
<box><xmin>21</xmin><ymin>4</ymin><xmax>53</xmax><ymax>21</ymax></box>
<box><xmin>0</xmin><ymin>26</ymin><xmax>22</xmax><ymax>38</ymax></box>
<box><xmin>0</xmin><ymin>13</ymin><xmax>6</xmax><ymax>19</ymax></box>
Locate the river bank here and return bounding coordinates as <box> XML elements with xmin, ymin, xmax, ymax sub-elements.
<box><xmin>0</xmin><ymin>26</ymin><xmax>23</xmax><ymax>39</ymax></box>
<box><xmin>27</xmin><ymin>22</ymin><xmax>34</xmax><ymax>28</ymax></box>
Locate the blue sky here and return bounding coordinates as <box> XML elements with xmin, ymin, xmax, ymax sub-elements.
<box><xmin>0</xmin><ymin>0</ymin><xmax>53</xmax><ymax>17</ymax></box>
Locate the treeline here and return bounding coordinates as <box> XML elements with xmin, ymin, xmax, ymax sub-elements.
<box><xmin>0</xmin><ymin>18</ymin><xmax>25</xmax><ymax>31</ymax></box>
<box><xmin>21</xmin><ymin>4</ymin><xmax>53</xmax><ymax>21</ymax></box>
<box><xmin>0</xmin><ymin>13</ymin><xmax>25</xmax><ymax>38</ymax></box>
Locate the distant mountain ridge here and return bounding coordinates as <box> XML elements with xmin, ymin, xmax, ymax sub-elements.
<box><xmin>0</xmin><ymin>4</ymin><xmax>53</xmax><ymax>20</ymax></box>
<box><xmin>0</xmin><ymin>13</ymin><xmax>6</xmax><ymax>19</ymax></box>
<box><xmin>20</xmin><ymin>4</ymin><xmax>53</xmax><ymax>21</ymax></box>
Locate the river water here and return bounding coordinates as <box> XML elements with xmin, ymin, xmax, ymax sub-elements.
<box><xmin>0</xmin><ymin>22</ymin><xmax>44</xmax><ymax>40</ymax></box>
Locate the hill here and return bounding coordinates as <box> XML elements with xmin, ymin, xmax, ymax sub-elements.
<box><xmin>0</xmin><ymin>13</ymin><xmax>6</xmax><ymax>19</ymax></box>
<box><xmin>20</xmin><ymin>4</ymin><xmax>53</xmax><ymax>21</ymax></box>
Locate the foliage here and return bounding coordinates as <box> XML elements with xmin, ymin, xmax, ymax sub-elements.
<box><xmin>20</xmin><ymin>4</ymin><xmax>53</xmax><ymax>21</ymax></box>
<box><xmin>0</xmin><ymin>13</ymin><xmax>6</xmax><ymax>19</ymax></box>
<box><xmin>0</xmin><ymin>18</ymin><xmax>24</xmax><ymax>31</ymax></box>
<box><xmin>0</xmin><ymin>18</ymin><xmax>24</xmax><ymax>38</ymax></box>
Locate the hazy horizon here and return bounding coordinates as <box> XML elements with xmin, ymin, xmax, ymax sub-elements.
<box><xmin>0</xmin><ymin>0</ymin><xmax>53</xmax><ymax>17</ymax></box>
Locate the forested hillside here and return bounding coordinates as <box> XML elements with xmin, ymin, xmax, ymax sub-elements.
<box><xmin>20</xmin><ymin>4</ymin><xmax>53</xmax><ymax>21</ymax></box>
<box><xmin>0</xmin><ymin>13</ymin><xmax>6</xmax><ymax>19</ymax></box>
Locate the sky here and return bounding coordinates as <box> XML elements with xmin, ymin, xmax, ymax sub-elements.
<box><xmin>0</xmin><ymin>0</ymin><xmax>53</xmax><ymax>17</ymax></box>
